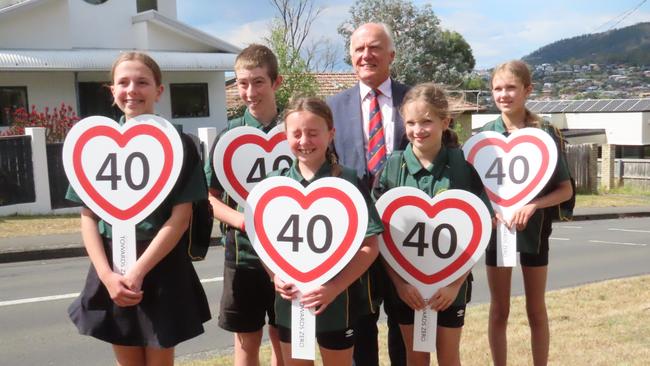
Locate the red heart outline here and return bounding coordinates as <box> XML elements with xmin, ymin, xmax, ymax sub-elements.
<box><xmin>223</xmin><ymin>133</ymin><xmax>287</xmax><ymax>201</ymax></box>
<box><xmin>254</xmin><ymin>186</ymin><xmax>359</xmax><ymax>283</ymax></box>
<box><xmin>382</xmin><ymin>196</ymin><xmax>483</xmax><ymax>285</ymax></box>
<box><xmin>72</xmin><ymin>125</ymin><xmax>174</xmax><ymax>221</ymax></box>
<box><xmin>466</xmin><ymin>135</ymin><xmax>550</xmax><ymax>207</ymax></box>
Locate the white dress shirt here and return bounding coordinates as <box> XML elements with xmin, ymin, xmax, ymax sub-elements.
<box><xmin>359</xmin><ymin>78</ymin><xmax>395</xmax><ymax>154</ymax></box>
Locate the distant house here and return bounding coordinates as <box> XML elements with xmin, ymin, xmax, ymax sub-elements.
<box><xmin>0</xmin><ymin>0</ymin><xmax>240</xmax><ymax>135</ymax></box>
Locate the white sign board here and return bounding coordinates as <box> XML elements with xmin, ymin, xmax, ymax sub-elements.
<box><xmin>375</xmin><ymin>188</ymin><xmax>491</xmax><ymax>351</ymax></box>
<box><xmin>62</xmin><ymin>115</ymin><xmax>183</xmax><ymax>275</ymax></box>
<box><xmin>246</xmin><ymin>176</ymin><xmax>368</xmax><ymax>360</ymax></box>
<box><xmin>214</xmin><ymin>125</ymin><xmax>292</xmax><ymax>206</ymax></box>
<box><xmin>462</xmin><ymin>128</ymin><xmax>557</xmax><ymax>266</ymax></box>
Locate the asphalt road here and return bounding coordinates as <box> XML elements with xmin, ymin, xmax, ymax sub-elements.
<box><xmin>1</xmin><ymin>217</ymin><xmax>649</xmax><ymax>365</ymax></box>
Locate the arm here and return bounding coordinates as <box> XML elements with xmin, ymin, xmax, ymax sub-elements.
<box><xmin>428</xmin><ymin>270</ymin><xmax>470</xmax><ymax>312</ymax></box>
<box><xmin>300</xmin><ymin>235</ymin><xmax>379</xmax><ymax>314</ymax></box>
<box><xmin>382</xmin><ymin>258</ymin><xmax>426</xmax><ymax>311</ymax></box>
<box><xmin>80</xmin><ymin>208</ymin><xmax>142</xmax><ymax>307</ymax></box>
<box><xmin>123</xmin><ymin>202</ymin><xmax>192</xmax><ymax>292</ymax></box>
<box><xmin>510</xmin><ymin>179</ymin><xmax>573</xmax><ymax>230</ymax></box>
<box><xmin>208</xmin><ymin>187</ymin><xmax>245</xmax><ymax>231</ymax></box>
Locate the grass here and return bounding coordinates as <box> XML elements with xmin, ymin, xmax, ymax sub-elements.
<box><xmin>179</xmin><ymin>275</ymin><xmax>650</xmax><ymax>366</ymax></box>
<box><xmin>1</xmin><ymin>191</ymin><xmax>649</xmax><ymax>237</ymax></box>
<box><xmin>0</xmin><ymin>214</ymin><xmax>80</xmax><ymax>238</ymax></box>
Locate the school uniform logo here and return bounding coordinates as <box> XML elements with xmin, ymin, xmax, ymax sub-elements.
<box><xmin>213</xmin><ymin>125</ymin><xmax>292</xmax><ymax>206</ymax></box>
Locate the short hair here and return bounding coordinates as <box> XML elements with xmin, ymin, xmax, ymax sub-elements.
<box><xmin>110</xmin><ymin>51</ymin><xmax>162</xmax><ymax>86</ymax></box>
<box><xmin>349</xmin><ymin>22</ymin><xmax>395</xmax><ymax>54</ymax></box>
<box><xmin>235</xmin><ymin>44</ymin><xmax>279</xmax><ymax>81</ymax></box>
<box><xmin>283</xmin><ymin>97</ymin><xmax>333</xmax><ymax>130</ymax></box>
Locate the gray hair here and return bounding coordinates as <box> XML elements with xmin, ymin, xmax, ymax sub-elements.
<box><xmin>349</xmin><ymin>22</ymin><xmax>395</xmax><ymax>54</ymax></box>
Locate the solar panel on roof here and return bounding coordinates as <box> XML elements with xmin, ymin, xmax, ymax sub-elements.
<box><xmin>552</xmin><ymin>101</ymin><xmax>572</xmax><ymax>113</ymax></box>
<box><xmin>604</xmin><ymin>100</ymin><xmax>624</xmax><ymax>111</ymax></box>
<box><xmin>589</xmin><ymin>100</ymin><xmax>609</xmax><ymax>112</ymax></box>
<box><xmin>575</xmin><ymin>100</ymin><xmax>597</xmax><ymax>112</ymax></box>
<box><xmin>633</xmin><ymin>99</ymin><xmax>650</xmax><ymax>111</ymax></box>
<box><xmin>615</xmin><ymin>99</ymin><xmax>638</xmax><ymax>111</ymax></box>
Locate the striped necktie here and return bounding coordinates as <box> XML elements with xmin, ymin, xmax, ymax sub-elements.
<box><xmin>367</xmin><ymin>89</ymin><xmax>387</xmax><ymax>175</ymax></box>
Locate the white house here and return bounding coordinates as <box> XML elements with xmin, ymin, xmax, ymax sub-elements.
<box><xmin>472</xmin><ymin>99</ymin><xmax>650</xmax><ymax>149</ymax></box>
<box><xmin>0</xmin><ymin>0</ymin><xmax>240</xmax><ymax>135</ymax></box>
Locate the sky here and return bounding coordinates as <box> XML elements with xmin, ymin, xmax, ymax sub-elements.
<box><xmin>177</xmin><ymin>0</ymin><xmax>650</xmax><ymax>70</ymax></box>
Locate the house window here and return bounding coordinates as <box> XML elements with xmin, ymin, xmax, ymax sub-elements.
<box><xmin>137</xmin><ymin>0</ymin><xmax>157</xmax><ymax>12</ymax></box>
<box><xmin>170</xmin><ymin>83</ymin><xmax>209</xmax><ymax>118</ymax></box>
<box><xmin>78</xmin><ymin>82</ymin><xmax>121</xmax><ymax>120</ymax></box>
<box><xmin>0</xmin><ymin>87</ymin><xmax>28</xmax><ymax>127</ymax></box>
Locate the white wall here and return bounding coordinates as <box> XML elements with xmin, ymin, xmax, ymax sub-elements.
<box><xmin>161</xmin><ymin>71</ymin><xmax>228</xmax><ymax>136</ymax></box>
<box><xmin>156</xmin><ymin>0</ymin><xmax>177</xmax><ymax>19</ymax></box>
<box><xmin>140</xmin><ymin>22</ymin><xmax>214</xmax><ymax>52</ymax></box>
<box><xmin>564</xmin><ymin>113</ymin><xmax>645</xmax><ymax>145</ymax></box>
<box><xmin>69</xmin><ymin>0</ymin><xmax>137</xmax><ymax>49</ymax></box>
<box><xmin>0</xmin><ymin>71</ymin><xmax>77</xmax><ymax>114</ymax></box>
<box><xmin>472</xmin><ymin>112</ymin><xmax>649</xmax><ymax>146</ymax></box>
<box><xmin>0</xmin><ymin>0</ymin><xmax>70</xmax><ymax>48</ymax></box>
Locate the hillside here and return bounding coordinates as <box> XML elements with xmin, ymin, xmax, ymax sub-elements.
<box><xmin>523</xmin><ymin>22</ymin><xmax>650</xmax><ymax>65</ymax></box>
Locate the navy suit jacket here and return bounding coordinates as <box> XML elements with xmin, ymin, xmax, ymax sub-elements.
<box><xmin>326</xmin><ymin>79</ymin><xmax>411</xmax><ymax>180</ymax></box>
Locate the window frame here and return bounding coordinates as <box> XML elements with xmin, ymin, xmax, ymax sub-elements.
<box><xmin>0</xmin><ymin>86</ymin><xmax>28</xmax><ymax>127</ymax></box>
<box><xmin>169</xmin><ymin>83</ymin><xmax>210</xmax><ymax>119</ymax></box>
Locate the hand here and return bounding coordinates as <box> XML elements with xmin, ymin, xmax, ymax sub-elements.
<box><xmin>300</xmin><ymin>283</ymin><xmax>341</xmax><ymax>315</ymax></box>
<box><xmin>123</xmin><ymin>268</ymin><xmax>145</xmax><ymax>293</ymax></box>
<box><xmin>101</xmin><ymin>271</ymin><xmax>143</xmax><ymax>307</ymax></box>
<box><xmin>428</xmin><ymin>283</ymin><xmax>461</xmax><ymax>312</ymax></box>
<box><xmin>395</xmin><ymin>282</ymin><xmax>426</xmax><ymax>311</ymax></box>
<box><xmin>274</xmin><ymin>274</ymin><xmax>298</xmax><ymax>300</ymax></box>
<box><xmin>493</xmin><ymin>212</ymin><xmax>506</xmax><ymax>229</ymax></box>
<box><xmin>509</xmin><ymin>202</ymin><xmax>538</xmax><ymax>230</ymax></box>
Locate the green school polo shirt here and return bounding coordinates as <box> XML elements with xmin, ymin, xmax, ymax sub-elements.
<box><xmin>374</xmin><ymin>144</ymin><xmax>492</xmax><ymax>307</ymax></box>
<box><xmin>481</xmin><ymin>116</ymin><xmax>571</xmax><ymax>253</ymax></box>
<box><xmin>270</xmin><ymin>160</ymin><xmax>384</xmax><ymax>333</ymax></box>
<box><xmin>65</xmin><ymin>116</ymin><xmax>207</xmax><ymax>240</ymax></box>
<box><xmin>204</xmin><ymin>108</ymin><xmax>281</xmax><ymax>269</ymax></box>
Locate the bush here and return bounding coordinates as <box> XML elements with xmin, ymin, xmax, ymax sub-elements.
<box><xmin>0</xmin><ymin>103</ymin><xmax>79</xmax><ymax>143</ymax></box>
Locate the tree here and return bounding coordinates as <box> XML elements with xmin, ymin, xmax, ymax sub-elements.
<box><xmin>0</xmin><ymin>103</ymin><xmax>79</xmax><ymax>143</ymax></box>
<box><xmin>268</xmin><ymin>0</ymin><xmax>341</xmax><ymax>72</ymax></box>
<box><xmin>266</xmin><ymin>21</ymin><xmax>319</xmax><ymax>111</ymax></box>
<box><xmin>338</xmin><ymin>0</ymin><xmax>475</xmax><ymax>86</ymax></box>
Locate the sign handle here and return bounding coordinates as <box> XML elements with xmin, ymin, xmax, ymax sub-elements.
<box><xmin>413</xmin><ymin>306</ymin><xmax>437</xmax><ymax>352</ymax></box>
<box><xmin>497</xmin><ymin>220</ymin><xmax>517</xmax><ymax>267</ymax></box>
<box><xmin>111</xmin><ymin>222</ymin><xmax>137</xmax><ymax>275</ymax></box>
<box><xmin>291</xmin><ymin>296</ymin><xmax>316</xmax><ymax>360</ymax></box>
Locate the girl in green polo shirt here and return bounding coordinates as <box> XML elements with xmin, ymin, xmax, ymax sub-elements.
<box><xmin>269</xmin><ymin>97</ymin><xmax>383</xmax><ymax>365</ymax></box>
<box><xmin>483</xmin><ymin>60</ymin><xmax>573</xmax><ymax>366</ymax></box>
<box><xmin>66</xmin><ymin>52</ymin><xmax>210</xmax><ymax>365</ymax></box>
<box><xmin>373</xmin><ymin>83</ymin><xmax>493</xmax><ymax>366</ymax></box>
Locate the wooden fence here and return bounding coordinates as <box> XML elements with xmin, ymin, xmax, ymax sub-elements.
<box><xmin>566</xmin><ymin>143</ymin><xmax>597</xmax><ymax>193</ymax></box>
<box><xmin>597</xmin><ymin>158</ymin><xmax>650</xmax><ymax>189</ymax></box>
<box><xmin>0</xmin><ymin>135</ymin><xmax>35</xmax><ymax>206</ymax></box>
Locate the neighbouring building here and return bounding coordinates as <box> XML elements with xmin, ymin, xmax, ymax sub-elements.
<box><xmin>0</xmin><ymin>0</ymin><xmax>240</xmax><ymax>136</ymax></box>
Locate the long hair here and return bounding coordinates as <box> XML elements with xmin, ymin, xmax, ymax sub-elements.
<box><xmin>400</xmin><ymin>82</ymin><xmax>459</xmax><ymax>148</ymax></box>
<box><xmin>491</xmin><ymin>60</ymin><xmax>540</xmax><ymax>127</ymax></box>
<box><xmin>110</xmin><ymin>51</ymin><xmax>162</xmax><ymax>86</ymax></box>
<box><xmin>283</xmin><ymin>97</ymin><xmax>341</xmax><ymax>175</ymax></box>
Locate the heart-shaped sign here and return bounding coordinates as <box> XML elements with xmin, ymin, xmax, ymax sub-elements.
<box><xmin>462</xmin><ymin>128</ymin><xmax>558</xmax><ymax>214</ymax></box>
<box><xmin>245</xmin><ymin>176</ymin><xmax>368</xmax><ymax>293</ymax></box>
<box><xmin>62</xmin><ymin>114</ymin><xmax>184</xmax><ymax>224</ymax></box>
<box><xmin>214</xmin><ymin>125</ymin><xmax>292</xmax><ymax>206</ymax></box>
<box><xmin>375</xmin><ymin>187</ymin><xmax>491</xmax><ymax>298</ymax></box>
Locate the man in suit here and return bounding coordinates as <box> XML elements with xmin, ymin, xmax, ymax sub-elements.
<box><xmin>326</xmin><ymin>22</ymin><xmax>409</xmax><ymax>366</ymax></box>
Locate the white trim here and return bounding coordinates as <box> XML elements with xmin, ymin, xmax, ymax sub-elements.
<box><xmin>132</xmin><ymin>10</ymin><xmax>241</xmax><ymax>54</ymax></box>
<box><xmin>0</xmin><ymin>0</ymin><xmax>51</xmax><ymax>16</ymax></box>
<box><xmin>0</xmin><ymin>49</ymin><xmax>237</xmax><ymax>71</ymax></box>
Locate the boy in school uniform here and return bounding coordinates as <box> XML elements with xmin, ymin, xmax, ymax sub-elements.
<box><xmin>205</xmin><ymin>44</ymin><xmax>284</xmax><ymax>366</ymax></box>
